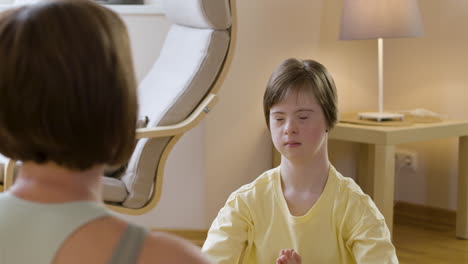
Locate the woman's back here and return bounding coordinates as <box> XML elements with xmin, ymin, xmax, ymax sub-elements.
<box><xmin>0</xmin><ymin>192</ymin><xmax>110</xmax><ymax>263</ymax></box>
<box><xmin>0</xmin><ymin>164</ymin><xmax>210</xmax><ymax>264</ymax></box>
<box><xmin>52</xmin><ymin>216</ymin><xmax>209</xmax><ymax>264</ymax></box>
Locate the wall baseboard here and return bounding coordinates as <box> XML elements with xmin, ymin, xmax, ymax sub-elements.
<box><xmin>394</xmin><ymin>201</ymin><xmax>456</xmax><ymax>230</ymax></box>
<box><xmin>152</xmin><ymin>229</ymin><xmax>208</xmax><ymax>247</ymax></box>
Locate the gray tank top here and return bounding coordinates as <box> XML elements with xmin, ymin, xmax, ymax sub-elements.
<box><xmin>108</xmin><ymin>223</ymin><xmax>148</xmax><ymax>264</ymax></box>
<box><xmin>0</xmin><ymin>192</ymin><xmax>147</xmax><ymax>264</ymax></box>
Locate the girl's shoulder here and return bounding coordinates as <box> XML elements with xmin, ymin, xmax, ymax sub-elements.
<box><xmin>239</xmin><ymin>166</ymin><xmax>279</xmax><ymax>191</ymax></box>
<box><xmin>331</xmin><ymin>168</ymin><xmax>386</xmax><ymax>223</ymax></box>
<box><xmin>226</xmin><ymin>167</ymin><xmax>280</xmax><ymax>201</ymax></box>
<box><xmin>331</xmin><ymin>168</ymin><xmax>367</xmax><ymax>199</ymax></box>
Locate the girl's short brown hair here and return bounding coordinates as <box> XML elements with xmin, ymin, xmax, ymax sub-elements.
<box><xmin>0</xmin><ymin>0</ymin><xmax>138</xmax><ymax>170</ymax></box>
<box><xmin>263</xmin><ymin>58</ymin><xmax>338</xmax><ymax>130</ymax></box>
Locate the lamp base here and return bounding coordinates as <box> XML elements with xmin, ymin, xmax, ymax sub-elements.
<box><xmin>358</xmin><ymin>112</ymin><xmax>404</xmax><ymax>122</ymax></box>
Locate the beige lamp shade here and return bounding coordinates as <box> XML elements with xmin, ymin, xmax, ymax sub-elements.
<box><xmin>340</xmin><ymin>0</ymin><xmax>424</xmax><ymax>40</ymax></box>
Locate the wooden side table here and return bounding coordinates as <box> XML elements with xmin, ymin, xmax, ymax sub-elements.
<box><xmin>330</xmin><ymin>120</ymin><xmax>468</xmax><ymax>239</ymax></box>
<box><xmin>273</xmin><ymin>120</ymin><xmax>468</xmax><ymax>239</ymax></box>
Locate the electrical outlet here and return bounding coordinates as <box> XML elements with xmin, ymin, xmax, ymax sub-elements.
<box><xmin>395</xmin><ymin>149</ymin><xmax>418</xmax><ymax>170</ymax></box>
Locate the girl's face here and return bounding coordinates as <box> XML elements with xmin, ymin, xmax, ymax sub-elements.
<box><xmin>269</xmin><ymin>89</ymin><xmax>328</xmax><ymax>164</ymax></box>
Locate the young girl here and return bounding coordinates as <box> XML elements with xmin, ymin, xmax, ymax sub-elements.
<box><xmin>202</xmin><ymin>58</ymin><xmax>398</xmax><ymax>263</ymax></box>
<box><xmin>0</xmin><ymin>1</ymin><xmax>211</xmax><ymax>263</ymax></box>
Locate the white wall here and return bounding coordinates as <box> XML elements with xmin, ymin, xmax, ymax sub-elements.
<box><xmin>385</xmin><ymin>0</ymin><xmax>468</xmax><ymax>210</ymax></box>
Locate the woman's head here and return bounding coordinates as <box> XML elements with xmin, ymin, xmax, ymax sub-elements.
<box><xmin>263</xmin><ymin>58</ymin><xmax>338</xmax><ymax>131</ymax></box>
<box><xmin>0</xmin><ymin>0</ymin><xmax>137</xmax><ymax>170</ymax></box>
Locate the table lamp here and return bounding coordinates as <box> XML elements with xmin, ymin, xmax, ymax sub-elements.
<box><xmin>340</xmin><ymin>0</ymin><xmax>424</xmax><ymax>121</ymax></box>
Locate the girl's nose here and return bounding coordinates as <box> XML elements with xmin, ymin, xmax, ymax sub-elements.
<box><xmin>284</xmin><ymin>119</ymin><xmax>298</xmax><ymax>134</ymax></box>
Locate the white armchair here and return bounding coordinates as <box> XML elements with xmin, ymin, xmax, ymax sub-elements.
<box><xmin>1</xmin><ymin>0</ymin><xmax>234</xmax><ymax>215</ymax></box>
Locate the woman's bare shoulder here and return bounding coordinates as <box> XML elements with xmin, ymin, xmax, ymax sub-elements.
<box><xmin>54</xmin><ymin>215</ymin><xmax>211</xmax><ymax>264</ymax></box>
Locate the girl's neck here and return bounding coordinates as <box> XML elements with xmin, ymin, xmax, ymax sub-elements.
<box><xmin>9</xmin><ymin>161</ymin><xmax>103</xmax><ymax>203</ymax></box>
<box><xmin>280</xmin><ymin>152</ymin><xmax>330</xmax><ymax>193</ymax></box>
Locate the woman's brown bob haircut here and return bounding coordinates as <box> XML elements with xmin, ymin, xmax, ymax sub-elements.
<box><xmin>263</xmin><ymin>58</ymin><xmax>338</xmax><ymax>130</ymax></box>
<box><xmin>0</xmin><ymin>0</ymin><xmax>138</xmax><ymax>170</ymax></box>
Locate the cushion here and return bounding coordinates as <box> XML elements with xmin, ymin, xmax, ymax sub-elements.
<box><xmin>163</xmin><ymin>0</ymin><xmax>231</xmax><ymax>30</ymax></box>
<box><xmin>101</xmin><ymin>176</ymin><xmax>128</xmax><ymax>203</ymax></box>
<box><xmin>103</xmin><ymin>115</ymin><xmax>149</xmax><ymax>177</ymax></box>
<box><xmin>120</xmin><ymin>26</ymin><xmax>230</xmax><ymax>209</ymax></box>
<box><xmin>100</xmin><ymin>0</ymin><xmax>231</xmax><ymax>209</ymax></box>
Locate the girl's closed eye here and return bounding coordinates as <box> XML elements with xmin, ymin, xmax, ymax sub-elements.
<box><xmin>271</xmin><ymin>114</ymin><xmax>285</xmax><ymax>122</ymax></box>
<box><xmin>298</xmin><ymin>113</ymin><xmax>311</xmax><ymax>120</ymax></box>
<box><xmin>296</xmin><ymin>109</ymin><xmax>314</xmax><ymax>120</ymax></box>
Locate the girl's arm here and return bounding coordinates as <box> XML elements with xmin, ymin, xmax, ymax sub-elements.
<box><xmin>202</xmin><ymin>192</ymin><xmax>254</xmax><ymax>264</ymax></box>
<box><xmin>345</xmin><ymin>196</ymin><xmax>399</xmax><ymax>264</ymax></box>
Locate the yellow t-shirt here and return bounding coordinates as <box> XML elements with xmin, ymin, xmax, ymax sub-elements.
<box><xmin>202</xmin><ymin>166</ymin><xmax>398</xmax><ymax>264</ymax></box>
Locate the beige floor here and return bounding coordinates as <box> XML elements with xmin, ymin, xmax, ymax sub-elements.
<box><xmin>192</xmin><ymin>219</ymin><xmax>468</xmax><ymax>263</ymax></box>
<box><xmin>393</xmin><ymin>222</ymin><xmax>468</xmax><ymax>264</ymax></box>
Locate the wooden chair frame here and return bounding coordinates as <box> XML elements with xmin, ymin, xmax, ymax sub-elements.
<box><xmin>1</xmin><ymin>2</ymin><xmax>237</xmax><ymax>214</ymax></box>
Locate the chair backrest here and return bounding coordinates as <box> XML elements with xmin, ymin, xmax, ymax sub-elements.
<box><xmin>118</xmin><ymin>0</ymin><xmax>231</xmax><ymax>209</ymax></box>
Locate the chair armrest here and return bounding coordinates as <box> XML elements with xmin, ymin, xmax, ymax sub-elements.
<box><xmin>4</xmin><ymin>158</ymin><xmax>15</xmax><ymax>191</ymax></box>
<box><xmin>136</xmin><ymin>93</ymin><xmax>218</xmax><ymax>139</ymax></box>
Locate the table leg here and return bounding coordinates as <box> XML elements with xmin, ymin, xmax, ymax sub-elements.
<box><xmin>373</xmin><ymin>144</ymin><xmax>396</xmax><ymax>234</ymax></box>
<box><xmin>457</xmin><ymin>136</ymin><xmax>468</xmax><ymax>239</ymax></box>
<box><xmin>358</xmin><ymin>143</ymin><xmax>375</xmax><ymax>196</ymax></box>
